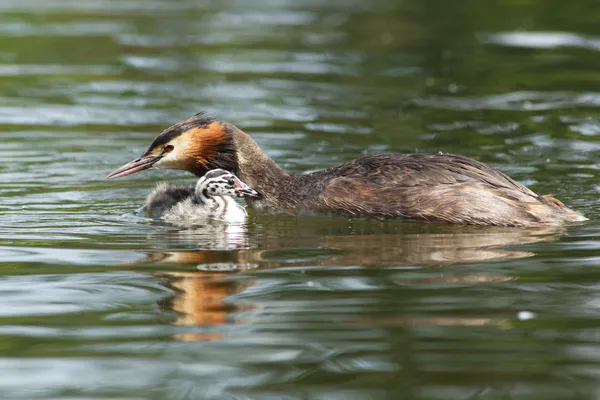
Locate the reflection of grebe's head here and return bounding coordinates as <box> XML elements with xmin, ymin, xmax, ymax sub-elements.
<box><xmin>195</xmin><ymin>169</ymin><xmax>260</xmax><ymax>201</ymax></box>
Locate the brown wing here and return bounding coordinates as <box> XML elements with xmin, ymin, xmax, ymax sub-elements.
<box><xmin>314</xmin><ymin>154</ymin><xmax>549</xmax><ymax>226</ymax></box>
<box><xmin>315</xmin><ymin>154</ymin><xmax>536</xmax><ymax>196</ymax></box>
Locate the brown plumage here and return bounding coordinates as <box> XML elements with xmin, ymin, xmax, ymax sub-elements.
<box><xmin>106</xmin><ymin>113</ymin><xmax>586</xmax><ymax>227</ymax></box>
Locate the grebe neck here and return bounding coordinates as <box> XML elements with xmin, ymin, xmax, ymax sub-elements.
<box><xmin>225</xmin><ymin>123</ymin><xmax>290</xmax><ymax>197</ymax></box>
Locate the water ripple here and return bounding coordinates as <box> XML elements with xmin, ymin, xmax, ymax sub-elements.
<box><xmin>0</xmin><ymin>1</ymin><xmax>599</xmax><ymax>399</ymax></box>
<box><xmin>484</xmin><ymin>31</ymin><xmax>600</xmax><ymax>50</ymax></box>
<box><xmin>416</xmin><ymin>91</ymin><xmax>600</xmax><ymax>111</ymax></box>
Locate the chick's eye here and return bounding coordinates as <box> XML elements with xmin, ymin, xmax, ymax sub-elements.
<box><xmin>227</xmin><ymin>179</ymin><xmax>235</xmax><ymax>186</ymax></box>
<box><xmin>164</xmin><ymin>145</ymin><xmax>174</xmax><ymax>153</ymax></box>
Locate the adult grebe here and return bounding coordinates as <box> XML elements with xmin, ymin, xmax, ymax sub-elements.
<box><xmin>146</xmin><ymin>169</ymin><xmax>259</xmax><ymax>225</ymax></box>
<box><xmin>108</xmin><ymin>114</ymin><xmax>586</xmax><ymax>227</ymax></box>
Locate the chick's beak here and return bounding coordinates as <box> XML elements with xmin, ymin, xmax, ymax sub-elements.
<box><xmin>105</xmin><ymin>155</ymin><xmax>163</xmax><ymax>179</ymax></box>
<box><xmin>233</xmin><ymin>178</ymin><xmax>261</xmax><ymax>198</ymax></box>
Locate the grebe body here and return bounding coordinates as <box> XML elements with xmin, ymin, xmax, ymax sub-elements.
<box><xmin>108</xmin><ymin>114</ymin><xmax>586</xmax><ymax>227</ymax></box>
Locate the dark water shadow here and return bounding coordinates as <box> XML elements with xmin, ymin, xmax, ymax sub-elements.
<box><xmin>128</xmin><ymin>219</ymin><xmax>566</xmax><ymax>341</ymax></box>
<box><xmin>139</xmin><ymin>216</ymin><xmax>565</xmax><ymax>268</ymax></box>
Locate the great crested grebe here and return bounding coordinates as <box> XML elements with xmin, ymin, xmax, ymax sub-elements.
<box><xmin>146</xmin><ymin>169</ymin><xmax>259</xmax><ymax>225</ymax></box>
<box><xmin>107</xmin><ymin>113</ymin><xmax>586</xmax><ymax>227</ymax></box>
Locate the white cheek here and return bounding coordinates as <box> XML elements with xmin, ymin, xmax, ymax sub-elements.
<box><xmin>153</xmin><ymin>153</ymin><xmax>179</xmax><ymax>169</ymax></box>
<box><xmin>153</xmin><ymin>158</ymin><xmax>166</xmax><ymax>169</ymax></box>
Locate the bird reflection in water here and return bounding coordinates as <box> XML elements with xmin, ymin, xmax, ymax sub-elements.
<box><xmin>147</xmin><ymin>223</ymin><xmax>256</xmax><ymax>342</ymax></box>
<box><xmin>139</xmin><ymin>219</ymin><xmax>564</xmax><ymax>341</ymax></box>
<box><xmin>156</xmin><ymin>270</ymin><xmax>255</xmax><ymax>342</ymax></box>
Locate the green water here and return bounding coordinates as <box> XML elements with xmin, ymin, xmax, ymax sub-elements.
<box><xmin>1</xmin><ymin>0</ymin><xmax>600</xmax><ymax>398</ymax></box>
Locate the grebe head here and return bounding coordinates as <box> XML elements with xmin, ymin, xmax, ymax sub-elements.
<box><xmin>196</xmin><ymin>169</ymin><xmax>260</xmax><ymax>202</ymax></box>
<box><xmin>106</xmin><ymin>113</ymin><xmax>236</xmax><ymax>179</ymax></box>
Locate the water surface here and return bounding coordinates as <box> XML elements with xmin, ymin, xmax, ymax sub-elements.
<box><xmin>1</xmin><ymin>0</ymin><xmax>600</xmax><ymax>399</ymax></box>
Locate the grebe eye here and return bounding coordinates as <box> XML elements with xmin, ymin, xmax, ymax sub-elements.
<box><xmin>164</xmin><ymin>145</ymin><xmax>174</xmax><ymax>153</ymax></box>
<box><xmin>227</xmin><ymin>178</ymin><xmax>235</xmax><ymax>186</ymax></box>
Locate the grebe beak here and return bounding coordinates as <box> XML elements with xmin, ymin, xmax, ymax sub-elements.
<box><xmin>233</xmin><ymin>179</ymin><xmax>261</xmax><ymax>198</ymax></box>
<box><xmin>105</xmin><ymin>155</ymin><xmax>163</xmax><ymax>179</ymax></box>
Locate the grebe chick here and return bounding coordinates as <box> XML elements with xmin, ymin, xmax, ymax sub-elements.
<box><xmin>146</xmin><ymin>169</ymin><xmax>259</xmax><ymax>225</ymax></box>
<box><xmin>108</xmin><ymin>114</ymin><xmax>587</xmax><ymax>227</ymax></box>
